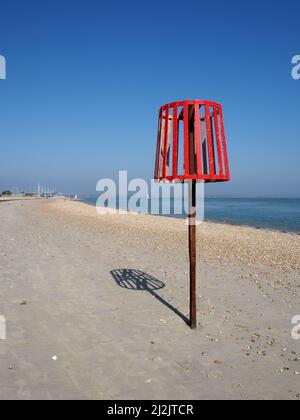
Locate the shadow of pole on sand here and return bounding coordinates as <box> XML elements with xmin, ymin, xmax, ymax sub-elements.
<box><xmin>110</xmin><ymin>269</ymin><xmax>190</xmax><ymax>326</ymax></box>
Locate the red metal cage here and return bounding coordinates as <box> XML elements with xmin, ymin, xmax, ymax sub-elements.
<box><xmin>154</xmin><ymin>100</ymin><xmax>230</xmax><ymax>182</ymax></box>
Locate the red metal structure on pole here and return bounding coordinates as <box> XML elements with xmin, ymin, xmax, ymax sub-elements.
<box><xmin>154</xmin><ymin>100</ymin><xmax>230</xmax><ymax>329</ymax></box>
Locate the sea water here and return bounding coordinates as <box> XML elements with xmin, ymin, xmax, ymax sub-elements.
<box><xmin>80</xmin><ymin>196</ymin><xmax>300</xmax><ymax>234</ymax></box>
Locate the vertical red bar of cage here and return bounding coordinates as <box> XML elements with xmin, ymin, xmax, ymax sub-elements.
<box><xmin>219</xmin><ymin>106</ymin><xmax>230</xmax><ymax>179</ymax></box>
<box><xmin>205</xmin><ymin>104</ymin><xmax>216</xmax><ymax>176</ymax></box>
<box><xmin>159</xmin><ymin>112</ymin><xmax>166</xmax><ymax>178</ymax></box>
<box><xmin>194</xmin><ymin>102</ymin><xmax>202</xmax><ymax>176</ymax></box>
<box><xmin>183</xmin><ymin>103</ymin><xmax>190</xmax><ymax>175</ymax></box>
<box><xmin>213</xmin><ymin>106</ymin><xmax>223</xmax><ymax>176</ymax></box>
<box><xmin>155</xmin><ymin>108</ymin><xmax>162</xmax><ymax>179</ymax></box>
<box><xmin>200</xmin><ymin>110</ymin><xmax>208</xmax><ymax>174</ymax></box>
<box><xmin>172</xmin><ymin>104</ymin><xmax>178</xmax><ymax>178</ymax></box>
<box><xmin>162</xmin><ymin>106</ymin><xmax>170</xmax><ymax>179</ymax></box>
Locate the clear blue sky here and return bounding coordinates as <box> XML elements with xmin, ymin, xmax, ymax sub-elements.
<box><xmin>0</xmin><ymin>0</ymin><xmax>299</xmax><ymax>196</ymax></box>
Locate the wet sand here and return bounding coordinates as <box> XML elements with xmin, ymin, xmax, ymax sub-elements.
<box><xmin>0</xmin><ymin>199</ymin><xmax>299</xmax><ymax>400</ymax></box>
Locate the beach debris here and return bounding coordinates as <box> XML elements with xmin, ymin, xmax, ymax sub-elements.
<box><xmin>235</xmin><ymin>324</ymin><xmax>247</xmax><ymax>330</ymax></box>
<box><xmin>175</xmin><ymin>360</ymin><xmax>190</xmax><ymax>371</ymax></box>
<box><xmin>51</xmin><ymin>355</ymin><xmax>58</xmax><ymax>361</ymax></box>
<box><xmin>159</xmin><ymin>319</ymin><xmax>167</xmax><ymax>324</ymax></box>
<box><xmin>266</xmin><ymin>338</ymin><xmax>277</xmax><ymax>346</ymax></box>
<box><xmin>250</xmin><ymin>333</ymin><xmax>261</xmax><ymax>343</ymax></box>
<box><xmin>148</xmin><ymin>356</ymin><xmax>162</xmax><ymax>363</ymax></box>
<box><xmin>20</xmin><ymin>300</ymin><xmax>28</xmax><ymax>305</ymax></box>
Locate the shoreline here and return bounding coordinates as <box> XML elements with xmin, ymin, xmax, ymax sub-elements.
<box><xmin>78</xmin><ymin>198</ymin><xmax>300</xmax><ymax>237</ymax></box>
<box><xmin>0</xmin><ymin>196</ymin><xmax>43</xmax><ymax>202</ymax></box>
<box><xmin>44</xmin><ymin>198</ymin><xmax>300</xmax><ymax>276</ymax></box>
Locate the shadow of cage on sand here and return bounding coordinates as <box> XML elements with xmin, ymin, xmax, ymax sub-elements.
<box><xmin>110</xmin><ymin>269</ymin><xmax>190</xmax><ymax>326</ymax></box>
<box><xmin>110</xmin><ymin>269</ymin><xmax>164</xmax><ymax>291</ymax></box>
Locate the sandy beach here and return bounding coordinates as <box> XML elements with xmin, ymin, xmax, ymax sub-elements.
<box><xmin>0</xmin><ymin>198</ymin><xmax>299</xmax><ymax>400</ymax></box>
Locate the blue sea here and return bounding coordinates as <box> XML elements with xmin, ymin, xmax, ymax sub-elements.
<box><xmin>80</xmin><ymin>196</ymin><xmax>300</xmax><ymax>234</ymax></box>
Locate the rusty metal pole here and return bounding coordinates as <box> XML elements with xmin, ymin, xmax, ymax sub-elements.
<box><xmin>188</xmin><ymin>179</ymin><xmax>197</xmax><ymax>329</ymax></box>
<box><xmin>187</xmin><ymin>105</ymin><xmax>197</xmax><ymax>329</ymax></box>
